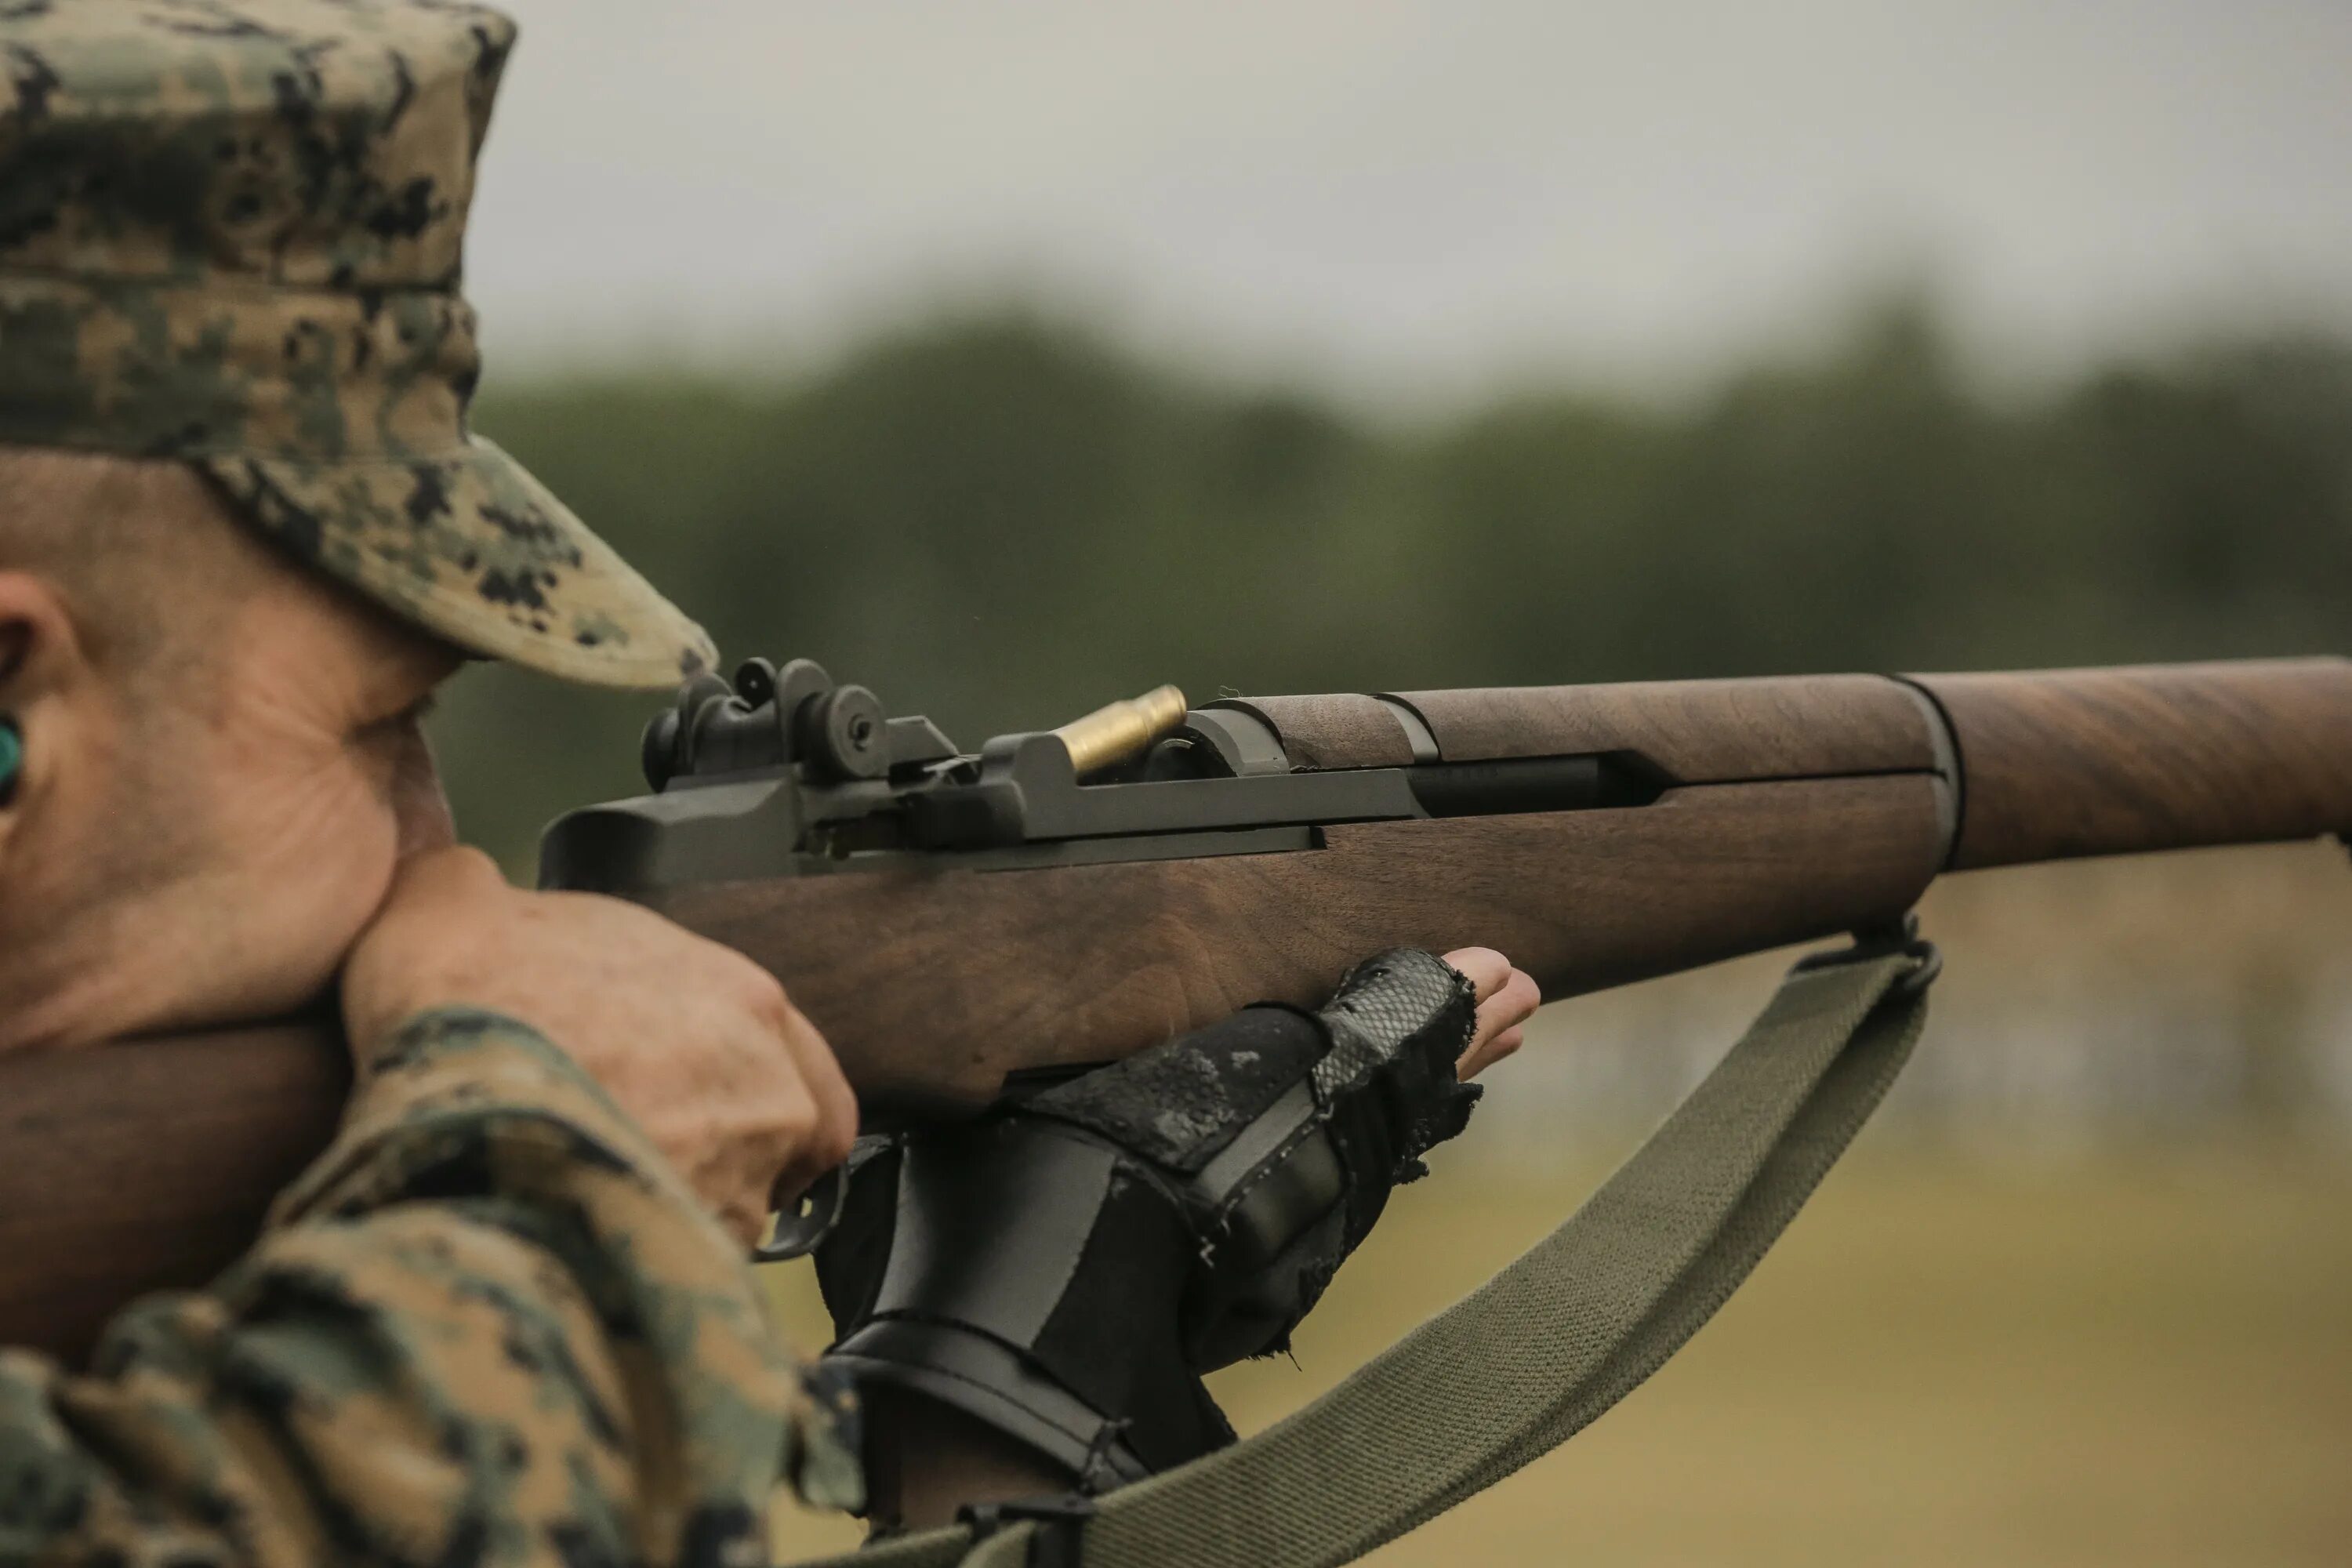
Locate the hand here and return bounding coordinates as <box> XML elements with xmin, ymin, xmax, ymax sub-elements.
<box><xmin>341</xmin><ymin>846</ymin><xmax>857</xmax><ymax>1246</ymax></box>
<box><xmin>820</xmin><ymin>946</ymin><xmax>1512</xmax><ymax>1499</ymax></box>
<box><xmin>1443</xmin><ymin>947</ymin><xmax>1541</xmax><ymax>1078</ymax></box>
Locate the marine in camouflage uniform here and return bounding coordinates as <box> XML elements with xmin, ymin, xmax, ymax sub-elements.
<box><xmin>0</xmin><ymin>2</ymin><xmax>860</xmax><ymax>1561</ymax></box>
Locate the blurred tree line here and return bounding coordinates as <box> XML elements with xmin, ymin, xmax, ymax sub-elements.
<box><xmin>436</xmin><ymin>299</ymin><xmax>2352</xmax><ymax>869</ymax></box>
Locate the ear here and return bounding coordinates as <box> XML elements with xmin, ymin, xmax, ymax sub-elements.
<box><xmin>0</xmin><ymin>570</ymin><xmax>93</xmax><ymax>859</ymax></box>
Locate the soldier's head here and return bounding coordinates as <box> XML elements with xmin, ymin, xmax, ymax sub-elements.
<box><xmin>0</xmin><ymin>2</ymin><xmax>712</xmax><ymax>1049</ymax></box>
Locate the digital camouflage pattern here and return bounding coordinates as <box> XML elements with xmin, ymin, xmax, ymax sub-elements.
<box><xmin>0</xmin><ymin>0</ymin><xmax>716</xmax><ymax>688</ymax></box>
<box><xmin>0</xmin><ymin>1007</ymin><xmax>863</xmax><ymax>1566</ymax></box>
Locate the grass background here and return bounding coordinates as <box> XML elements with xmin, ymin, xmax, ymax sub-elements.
<box><xmin>765</xmin><ymin>1143</ymin><xmax>2352</xmax><ymax>1565</ymax></box>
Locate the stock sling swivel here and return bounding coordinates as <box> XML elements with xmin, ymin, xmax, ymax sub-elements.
<box><xmin>792</xmin><ymin>925</ymin><xmax>1940</xmax><ymax>1568</ymax></box>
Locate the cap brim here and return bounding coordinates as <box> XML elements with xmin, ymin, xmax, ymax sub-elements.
<box><xmin>199</xmin><ymin>437</ymin><xmax>716</xmax><ymax>691</ymax></box>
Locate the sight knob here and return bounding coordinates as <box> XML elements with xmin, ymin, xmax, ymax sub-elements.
<box><xmin>804</xmin><ymin>684</ymin><xmax>891</xmax><ymax>780</ymax></box>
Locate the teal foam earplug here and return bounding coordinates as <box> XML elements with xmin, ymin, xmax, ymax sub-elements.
<box><xmin>0</xmin><ymin>719</ymin><xmax>19</xmax><ymax>800</ymax></box>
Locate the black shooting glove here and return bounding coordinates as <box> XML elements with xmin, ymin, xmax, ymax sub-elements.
<box><xmin>815</xmin><ymin>947</ymin><xmax>1483</xmax><ymax>1490</ymax></box>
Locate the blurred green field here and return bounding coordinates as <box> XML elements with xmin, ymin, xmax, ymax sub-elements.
<box><xmin>768</xmin><ymin>1141</ymin><xmax>2352</xmax><ymax>1565</ymax></box>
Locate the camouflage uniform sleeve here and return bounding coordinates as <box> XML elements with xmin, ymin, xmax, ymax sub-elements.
<box><xmin>0</xmin><ymin>1007</ymin><xmax>864</xmax><ymax>1567</ymax></box>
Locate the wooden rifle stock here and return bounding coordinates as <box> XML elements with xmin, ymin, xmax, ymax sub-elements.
<box><xmin>2</xmin><ymin>658</ymin><xmax>2346</xmax><ymax>1363</ymax></box>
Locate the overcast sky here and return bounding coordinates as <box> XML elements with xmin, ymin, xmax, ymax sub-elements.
<box><xmin>469</xmin><ymin>0</ymin><xmax>2352</xmax><ymax>403</ymax></box>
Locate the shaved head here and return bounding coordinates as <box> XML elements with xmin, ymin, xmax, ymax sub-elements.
<box><xmin>0</xmin><ymin>447</ymin><xmax>279</xmax><ymax>697</ymax></box>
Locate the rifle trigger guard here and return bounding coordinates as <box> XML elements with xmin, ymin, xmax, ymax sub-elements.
<box><xmin>755</xmin><ymin>1164</ymin><xmax>847</xmax><ymax>1263</ymax></box>
<box><xmin>1795</xmin><ymin>912</ymin><xmax>1943</xmax><ymax>1002</ymax></box>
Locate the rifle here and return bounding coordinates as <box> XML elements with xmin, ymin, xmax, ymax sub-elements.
<box><xmin>3</xmin><ymin>656</ymin><xmax>2347</xmax><ymax>1363</ymax></box>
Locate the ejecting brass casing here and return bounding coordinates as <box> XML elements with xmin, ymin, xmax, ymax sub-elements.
<box><xmin>1053</xmin><ymin>684</ymin><xmax>1189</xmax><ymax>775</ymax></box>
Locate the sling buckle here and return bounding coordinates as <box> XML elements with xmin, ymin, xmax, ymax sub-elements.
<box><xmin>956</xmin><ymin>1493</ymin><xmax>1096</xmax><ymax>1568</ymax></box>
<box><xmin>1793</xmin><ymin>912</ymin><xmax>1943</xmax><ymax>1000</ymax></box>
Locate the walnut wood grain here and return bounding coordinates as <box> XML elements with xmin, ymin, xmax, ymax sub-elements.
<box><xmin>1392</xmin><ymin>674</ymin><xmax>1936</xmax><ymax>781</ymax></box>
<box><xmin>659</xmin><ymin>773</ymin><xmax>1951</xmax><ymax>1121</ymax></box>
<box><xmin>1917</xmin><ymin>659</ymin><xmax>2352</xmax><ymax>869</ymax></box>
<box><xmin>0</xmin><ymin>1025</ymin><xmax>347</xmax><ymax>1367</ymax></box>
<box><xmin>1210</xmin><ymin>694</ymin><xmax>1417</xmax><ymax>770</ymax></box>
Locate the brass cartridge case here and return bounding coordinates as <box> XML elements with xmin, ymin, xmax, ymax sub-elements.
<box><xmin>1053</xmin><ymin>684</ymin><xmax>1189</xmax><ymax>775</ymax></box>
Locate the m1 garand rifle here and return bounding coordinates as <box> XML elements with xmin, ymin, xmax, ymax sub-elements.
<box><xmin>4</xmin><ymin>655</ymin><xmax>2348</xmax><ymax>1362</ymax></box>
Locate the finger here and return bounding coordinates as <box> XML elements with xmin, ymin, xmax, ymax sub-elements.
<box><xmin>1468</xmin><ymin>967</ymin><xmax>1541</xmax><ymax>1046</ymax></box>
<box><xmin>718</xmin><ymin>1193</ymin><xmax>769</xmax><ymax>1251</ymax></box>
<box><xmin>1460</xmin><ymin>967</ymin><xmax>1541</xmax><ymax>1078</ymax></box>
<box><xmin>1443</xmin><ymin>947</ymin><xmax>1512</xmax><ymax>1004</ymax></box>
<box><xmin>1461</xmin><ymin>1024</ymin><xmax>1526</xmax><ymax>1081</ymax></box>
<box><xmin>769</xmin><ymin>1142</ymin><xmax>833</xmax><ymax>1211</ymax></box>
<box><xmin>766</xmin><ymin>1005</ymin><xmax>858</xmax><ymax>1199</ymax></box>
<box><xmin>759</xmin><ymin>1084</ymin><xmax>827</xmax><ymax>1212</ymax></box>
<box><xmin>778</xmin><ymin>1004</ymin><xmax>858</xmax><ymax>1163</ymax></box>
<box><xmin>1483</xmin><ymin>967</ymin><xmax>1541</xmax><ymax>1032</ymax></box>
<box><xmin>692</xmin><ymin>1116</ymin><xmax>771</xmax><ymax>1250</ymax></box>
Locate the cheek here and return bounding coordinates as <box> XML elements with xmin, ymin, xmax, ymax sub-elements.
<box><xmin>197</xmin><ymin>755</ymin><xmax>407</xmax><ymax>1007</ymax></box>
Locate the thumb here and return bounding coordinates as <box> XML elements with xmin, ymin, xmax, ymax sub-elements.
<box><xmin>342</xmin><ymin>845</ymin><xmax>510</xmax><ymax>1044</ymax></box>
<box><xmin>377</xmin><ymin>843</ymin><xmax>507</xmax><ymax>913</ymax></box>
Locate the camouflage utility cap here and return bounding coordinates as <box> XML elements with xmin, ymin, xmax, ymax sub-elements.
<box><xmin>0</xmin><ymin>0</ymin><xmax>715</xmax><ymax>689</ymax></box>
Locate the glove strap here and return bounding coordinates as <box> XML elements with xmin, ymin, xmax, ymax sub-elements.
<box><xmin>789</xmin><ymin>935</ymin><xmax>1936</xmax><ymax>1568</ymax></box>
